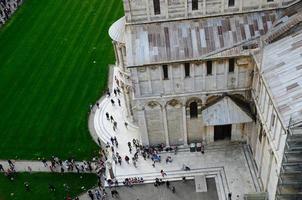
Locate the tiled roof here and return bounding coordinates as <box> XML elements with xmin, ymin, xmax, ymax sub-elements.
<box><xmin>262</xmin><ymin>30</ymin><xmax>302</xmax><ymax>126</ymax></box>
<box><xmin>125</xmin><ymin>11</ymin><xmax>278</xmax><ymax>67</ymax></box>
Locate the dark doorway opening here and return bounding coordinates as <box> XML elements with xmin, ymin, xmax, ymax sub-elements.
<box><xmin>214</xmin><ymin>124</ymin><xmax>232</xmax><ymax>141</ymax></box>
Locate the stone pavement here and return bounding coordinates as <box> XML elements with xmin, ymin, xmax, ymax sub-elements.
<box><xmin>90</xmin><ymin>66</ymin><xmax>260</xmax><ymax>200</ymax></box>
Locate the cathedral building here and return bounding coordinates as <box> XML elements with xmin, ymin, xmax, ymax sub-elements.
<box><xmin>108</xmin><ymin>0</ymin><xmax>302</xmax><ymax>199</ymax></box>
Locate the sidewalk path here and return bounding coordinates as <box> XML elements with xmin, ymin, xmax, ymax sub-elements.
<box><xmin>0</xmin><ymin>160</ymin><xmax>96</xmax><ymax>173</ymax></box>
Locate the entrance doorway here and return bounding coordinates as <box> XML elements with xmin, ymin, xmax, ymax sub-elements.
<box><xmin>214</xmin><ymin>124</ymin><xmax>232</xmax><ymax>141</ymax></box>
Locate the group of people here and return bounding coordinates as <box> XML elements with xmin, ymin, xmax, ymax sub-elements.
<box><xmin>0</xmin><ymin>160</ymin><xmax>16</xmax><ymax>180</ymax></box>
<box><xmin>0</xmin><ymin>0</ymin><xmax>22</xmax><ymax>26</ymax></box>
<box><xmin>122</xmin><ymin>177</ymin><xmax>144</xmax><ymax>187</ymax></box>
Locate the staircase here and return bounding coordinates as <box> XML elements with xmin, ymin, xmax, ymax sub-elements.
<box><xmin>276</xmin><ymin>124</ymin><xmax>302</xmax><ymax>200</ymax></box>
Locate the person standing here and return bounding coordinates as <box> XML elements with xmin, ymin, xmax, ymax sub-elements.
<box><xmin>0</xmin><ymin>164</ymin><xmax>4</xmax><ymax>172</ymax></box>
<box><xmin>172</xmin><ymin>186</ymin><xmax>176</xmax><ymax>193</ymax></box>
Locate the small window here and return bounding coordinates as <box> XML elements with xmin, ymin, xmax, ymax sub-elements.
<box><xmin>162</xmin><ymin>65</ymin><xmax>168</xmax><ymax>79</ymax></box>
<box><xmin>271</xmin><ymin>114</ymin><xmax>276</xmax><ymax>127</ymax></box>
<box><xmin>228</xmin><ymin>0</ymin><xmax>235</xmax><ymax>7</ymax></box>
<box><xmin>184</xmin><ymin>63</ymin><xmax>190</xmax><ymax>77</ymax></box>
<box><xmin>153</xmin><ymin>0</ymin><xmax>161</xmax><ymax>15</ymax></box>
<box><xmin>206</xmin><ymin>61</ymin><xmax>212</xmax><ymax>75</ymax></box>
<box><xmin>229</xmin><ymin>58</ymin><xmax>235</xmax><ymax>73</ymax></box>
<box><xmin>259</xmin><ymin>127</ymin><xmax>262</xmax><ymax>143</ymax></box>
<box><xmin>190</xmin><ymin>102</ymin><xmax>198</xmax><ymax>118</ymax></box>
<box><xmin>192</xmin><ymin>0</ymin><xmax>198</xmax><ymax>10</ymax></box>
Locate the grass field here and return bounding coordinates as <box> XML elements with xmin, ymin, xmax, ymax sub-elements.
<box><xmin>0</xmin><ymin>173</ymin><xmax>97</xmax><ymax>200</ymax></box>
<box><xmin>0</xmin><ymin>0</ymin><xmax>123</xmax><ymax>160</ymax></box>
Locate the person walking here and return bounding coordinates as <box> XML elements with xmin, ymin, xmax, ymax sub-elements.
<box><xmin>88</xmin><ymin>190</ymin><xmax>94</xmax><ymax>200</ymax></box>
<box><xmin>8</xmin><ymin>160</ymin><xmax>14</xmax><ymax>168</ymax></box>
<box><xmin>160</xmin><ymin>170</ymin><xmax>167</xmax><ymax>177</ymax></box>
<box><xmin>111</xmin><ymin>99</ymin><xmax>115</xmax><ymax>106</ymax></box>
<box><xmin>172</xmin><ymin>186</ymin><xmax>176</xmax><ymax>193</ymax></box>
<box><xmin>96</xmin><ymin>102</ymin><xmax>100</xmax><ymax>109</ymax></box>
<box><xmin>106</xmin><ymin>112</ymin><xmax>110</xmax><ymax>120</ymax></box>
<box><xmin>125</xmin><ymin>156</ymin><xmax>130</xmax><ymax>164</ymax></box>
<box><xmin>118</xmin><ymin>99</ymin><xmax>121</xmax><ymax>106</ymax></box>
<box><xmin>166</xmin><ymin>180</ymin><xmax>170</xmax><ymax>188</ymax></box>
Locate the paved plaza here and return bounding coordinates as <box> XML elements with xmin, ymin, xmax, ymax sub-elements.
<box><xmin>105</xmin><ymin>178</ymin><xmax>218</xmax><ymax>200</ymax></box>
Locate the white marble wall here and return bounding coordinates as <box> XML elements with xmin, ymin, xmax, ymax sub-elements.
<box><xmin>132</xmin><ymin>58</ymin><xmax>253</xmax><ymax>98</ymax></box>
<box><xmin>249</xmin><ymin>65</ymin><xmax>289</xmax><ymax>200</ymax></box>
<box><xmin>122</xmin><ymin>0</ymin><xmax>298</xmax><ymax>24</ymax></box>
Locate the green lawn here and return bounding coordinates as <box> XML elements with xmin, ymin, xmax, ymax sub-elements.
<box><xmin>0</xmin><ymin>0</ymin><xmax>123</xmax><ymax>160</ymax></box>
<box><xmin>0</xmin><ymin>173</ymin><xmax>97</xmax><ymax>200</ymax></box>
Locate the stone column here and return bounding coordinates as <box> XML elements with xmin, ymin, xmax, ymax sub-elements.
<box><xmin>123</xmin><ymin>86</ymin><xmax>131</xmax><ymax>119</ymax></box>
<box><xmin>117</xmin><ymin>45</ymin><xmax>124</xmax><ymax>69</ymax></box>
<box><xmin>162</xmin><ymin>107</ymin><xmax>170</xmax><ymax>146</ymax></box>
<box><xmin>265</xmin><ymin>149</ymin><xmax>273</xmax><ymax>191</ymax></box>
<box><xmin>182</xmin><ymin>105</ymin><xmax>188</xmax><ymax>146</ymax></box>
<box><xmin>138</xmin><ymin>108</ymin><xmax>149</xmax><ymax>145</ymax></box>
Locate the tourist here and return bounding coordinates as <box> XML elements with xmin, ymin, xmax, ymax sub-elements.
<box><xmin>124</xmin><ymin>122</ymin><xmax>128</xmax><ymax>128</ymax></box>
<box><xmin>110</xmin><ymin>137</ymin><xmax>114</xmax><ymax>145</ymax></box>
<box><xmin>95</xmin><ymin>189</ymin><xmax>101</xmax><ymax>200</ymax></box>
<box><xmin>132</xmin><ymin>158</ymin><xmax>137</xmax><ymax>168</ymax></box>
<box><xmin>113</xmin><ymin>89</ymin><xmax>117</xmax><ymax>96</ymax></box>
<box><xmin>8</xmin><ymin>160</ymin><xmax>14</xmax><ymax>168</ymax></box>
<box><xmin>118</xmin><ymin>99</ymin><xmax>121</xmax><ymax>106</ymax></box>
<box><xmin>116</xmin><ymin>87</ymin><xmax>121</xmax><ymax>95</ymax></box>
<box><xmin>97</xmin><ymin>138</ymin><xmax>101</xmax><ymax>146</ymax></box>
<box><xmin>42</xmin><ymin>158</ymin><xmax>47</xmax><ymax>167</ymax></box>
<box><xmin>0</xmin><ymin>164</ymin><xmax>4</xmax><ymax>172</ymax></box>
<box><xmin>118</xmin><ymin>156</ymin><xmax>122</xmax><ymax>165</ymax></box>
<box><xmin>129</xmin><ymin>146</ymin><xmax>132</xmax><ymax>154</ymax></box>
<box><xmin>111</xmin><ymin>189</ymin><xmax>119</xmax><ymax>198</ymax></box>
<box><xmin>27</xmin><ymin>166</ymin><xmax>32</xmax><ymax>173</ymax></box>
<box><xmin>96</xmin><ymin>102</ymin><xmax>100</xmax><ymax>109</ymax></box>
<box><xmin>105</xmin><ymin>112</ymin><xmax>109</xmax><ymax>120</ymax></box>
<box><xmin>160</xmin><ymin>169</ymin><xmax>167</xmax><ymax>177</ymax></box>
<box><xmin>106</xmin><ymin>89</ymin><xmax>110</xmax><ymax>97</ymax></box>
<box><xmin>172</xmin><ymin>186</ymin><xmax>176</xmax><ymax>193</ymax></box>
<box><xmin>165</xmin><ymin>156</ymin><xmax>173</xmax><ymax>163</ymax></box>
<box><xmin>88</xmin><ymin>190</ymin><xmax>94</xmax><ymax>200</ymax></box>
<box><xmin>125</xmin><ymin>156</ymin><xmax>130</xmax><ymax>164</ymax></box>
<box><xmin>166</xmin><ymin>180</ymin><xmax>170</xmax><ymax>188</ymax></box>
<box><xmin>110</xmin><ymin>116</ymin><xmax>114</xmax><ymax>122</ymax></box>
<box><xmin>111</xmin><ymin>99</ymin><xmax>115</xmax><ymax>106</ymax></box>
